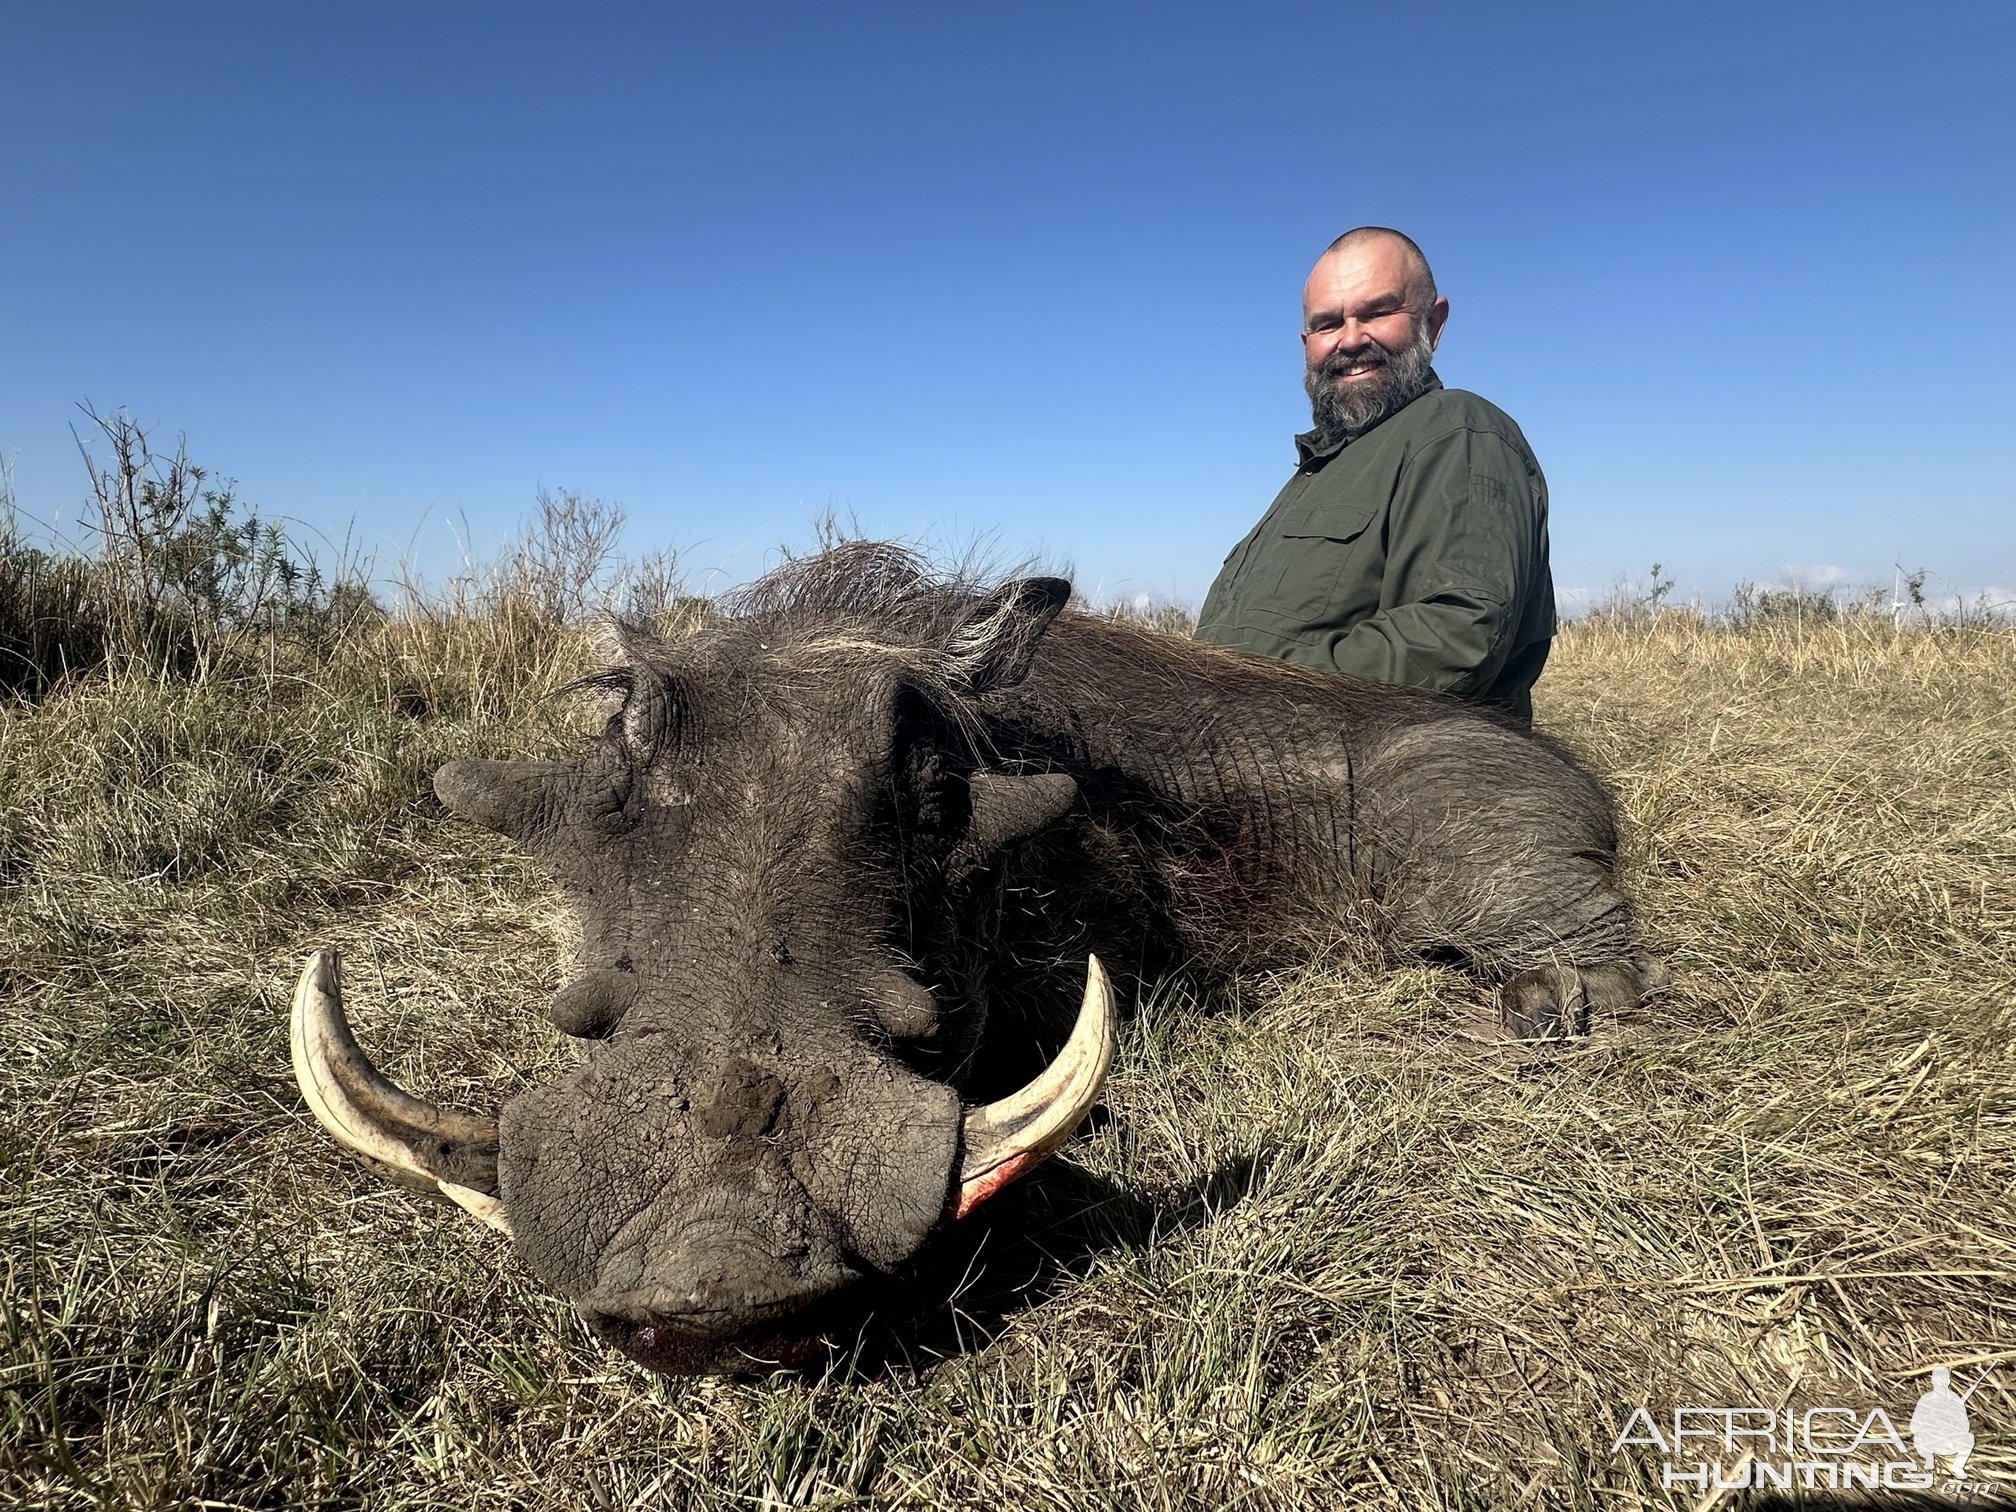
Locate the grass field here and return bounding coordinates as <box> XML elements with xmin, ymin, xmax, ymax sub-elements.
<box><xmin>2</xmin><ymin>591</ymin><xmax>2012</xmax><ymax>1510</ymax></box>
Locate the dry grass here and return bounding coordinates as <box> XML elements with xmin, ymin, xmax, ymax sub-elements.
<box><xmin>2</xmin><ymin>606</ymin><xmax>2013</xmax><ymax>1510</ymax></box>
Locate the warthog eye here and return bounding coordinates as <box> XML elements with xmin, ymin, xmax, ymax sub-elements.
<box><xmin>577</xmin><ymin>725</ymin><xmax>640</xmax><ymax>833</ymax></box>
<box><xmin>572</xmin><ymin>664</ymin><xmax>682</xmax><ymax>764</ymax></box>
<box><xmin>584</xmin><ymin>770</ymin><xmax>636</xmax><ymax>833</ymax></box>
<box><xmin>569</xmin><ymin>668</ymin><xmax>635</xmax><ymax>727</ymax></box>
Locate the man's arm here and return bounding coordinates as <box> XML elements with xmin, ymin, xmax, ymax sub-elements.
<box><xmin>1312</xmin><ymin>426</ymin><xmax>1545</xmax><ymax>698</ymax></box>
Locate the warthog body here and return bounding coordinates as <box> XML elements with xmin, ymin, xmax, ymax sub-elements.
<box><xmin>300</xmin><ymin>543</ymin><xmax>1657</xmax><ymax>1373</ymax></box>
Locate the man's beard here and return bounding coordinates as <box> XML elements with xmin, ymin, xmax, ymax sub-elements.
<box><xmin>1304</xmin><ymin>323</ymin><xmax>1438</xmax><ymax>443</ymax></box>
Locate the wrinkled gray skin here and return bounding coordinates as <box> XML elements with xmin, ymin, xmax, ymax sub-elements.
<box><xmin>431</xmin><ymin>544</ymin><xmax>1659</xmax><ymax>1374</ymax></box>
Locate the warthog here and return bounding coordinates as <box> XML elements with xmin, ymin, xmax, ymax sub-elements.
<box><xmin>293</xmin><ymin>543</ymin><xmax>1660</xmax><ymax>1373</ymax></box>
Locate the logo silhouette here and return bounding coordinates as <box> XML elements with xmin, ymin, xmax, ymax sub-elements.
<box><xmin>1910</xmin><ymin>1365</ymin><xmax>1986</xmax><ymax>1478</ymax></box>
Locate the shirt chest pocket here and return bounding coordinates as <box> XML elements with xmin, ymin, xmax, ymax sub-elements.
<box><xmin>1262</xmin><ymin>500</ymin><xmax>1384</xmax><ymax>626</ymax></box>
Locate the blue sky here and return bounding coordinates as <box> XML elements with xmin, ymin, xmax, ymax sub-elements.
<box><xmin>5</xmin><ymin>2</ymin><xmax>2012</xmax><ymax>611</ymax></box>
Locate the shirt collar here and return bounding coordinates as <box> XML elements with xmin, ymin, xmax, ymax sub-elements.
<box><xmin>1294</xmin><ymin>372</ymin><xmax>1443</xmax><ymax>464</ymax></box>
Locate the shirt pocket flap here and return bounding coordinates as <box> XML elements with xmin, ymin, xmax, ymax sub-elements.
<box><xmin>1258</xmin><ymin>499</ymin><xmax>1383</xmax><ymax>626</ymax></box>
<box><xmin>1277</xmin><ymin>497</ymin><xmax>1380</xmax><ymax>546</ymax></box>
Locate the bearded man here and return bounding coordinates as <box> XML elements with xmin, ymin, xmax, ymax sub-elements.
<box><xmin>1197</xmin><ymin>228</ymin><xmax>1555</xmax><ymax>725</ymax></box>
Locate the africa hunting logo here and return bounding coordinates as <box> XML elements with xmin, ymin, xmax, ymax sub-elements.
<box><xmin>1610</xmin><ymin>1366</ymin><xmax>1998</xmax><ymax>1497</ymax></box>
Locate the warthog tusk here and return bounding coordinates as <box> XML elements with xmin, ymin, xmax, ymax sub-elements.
<box><xmin>290</xmin><ymin>948</ymin><xmax>512</xmax><ymax>1236</ymax></box>
<box><xmin>954</xmin><ymin>955</ymin><xmax>1116</xmax><ymax>1218</ymax></box>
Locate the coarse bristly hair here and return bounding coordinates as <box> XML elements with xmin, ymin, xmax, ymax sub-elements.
<box><xmin>715</xmin><ymin>541</ymin><xmax>1057</xmax><ymax>705</ymax></box>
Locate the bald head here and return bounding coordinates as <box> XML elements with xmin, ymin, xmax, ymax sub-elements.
<box><xmin>1318</xmin><ymin>227</ymin><xmax>1438</xmax><ymax>309</ymax></box>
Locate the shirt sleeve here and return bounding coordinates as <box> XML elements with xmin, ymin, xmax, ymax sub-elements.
<box><xmin>1313</xmin><ymin>427</ymin><xmax>1542</xmax><ymax>697</ymax></box>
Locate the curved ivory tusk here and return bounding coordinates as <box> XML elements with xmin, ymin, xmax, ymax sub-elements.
<box><xmin>438</xmin><ymin>1180</ymin><xmax>513</xmax><ymax>1235</ymax></box>
<box><xmin>290</xmin><ymin>948</ymin><xmax>511</xmax><ymax>1235</ymax></box>
<box><xmin>954</xmin><ymin>955</ymin><xmax>1116</xmax><ymax>1218</ymax></box>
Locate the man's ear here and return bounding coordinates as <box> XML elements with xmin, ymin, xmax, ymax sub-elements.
<box><xmin>1426</xmin><ymin>295</ymin><xmax>1450</xmax><ymax>350</ymax></box>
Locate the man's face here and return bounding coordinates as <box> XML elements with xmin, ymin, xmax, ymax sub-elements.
<box><xmin>1300</xmin><ymin>239</ymin><xmax>1449</xmax><ymax>441</ymax></box>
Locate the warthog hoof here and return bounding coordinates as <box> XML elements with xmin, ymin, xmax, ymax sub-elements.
<box><xmin>1500</xmin><ymin>958</ymin><xmax>1667</xmax><ymax>1040</ymax></box>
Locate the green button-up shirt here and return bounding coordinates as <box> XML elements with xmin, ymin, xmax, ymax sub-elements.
<box><xmin>1195</xmin><ymin>377</ymin><xmax>1555</xmax><ymax>724</ymax></box>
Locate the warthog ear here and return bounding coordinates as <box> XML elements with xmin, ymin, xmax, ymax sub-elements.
<box><xmin>951</xmin><ymin>772</ymin><xmax>1079</xmax><ymax>872</ymax></box>
<box><xmin>583</xmin><ymin>617</ymin><xmax>676</xmax><ymax>762</ymax></box>
<box><xmin>943</xmin><ymin>577</ymin><xmax>1072</xmax><ymax>692</ymax></box>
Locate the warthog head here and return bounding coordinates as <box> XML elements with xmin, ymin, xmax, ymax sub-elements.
<box><xmin>292</xmin><ymin>549</ymin><xmax>1115</xmax><ymax>1373</ymax></box>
